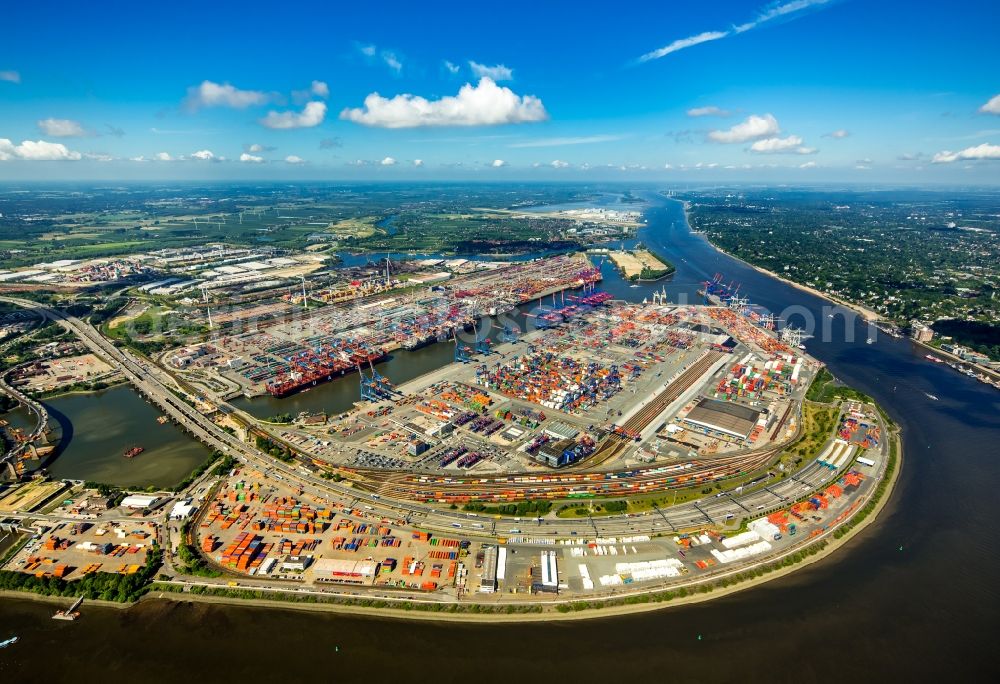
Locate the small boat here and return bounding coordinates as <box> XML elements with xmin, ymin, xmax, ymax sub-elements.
<box><xmin>156</xmin><ymin>416</ymin><xmax>168</xmax><ymax>424</ymax></box>
<box><xmin>925</xmin><ymin>354</ymin><xmax>944</xmax><ymax>363</ymax></box>
<box><xmin>124</xmin><ymin>446</ymin><xmax>144</xmax><ymax>458</ymax></box>
<box><xmin>925</xmin><ymin>393</ymin><xmax>939</xmax><ymax>401</ymax></box>
<box><xmin>0</xmin><ymin>636</ymin><xmax>17</xmax><ymax>648</ymax></box>
<box><xmin>866</xmin><ymin>337</ymin><xmax>874</xmax><ymax>344</ymax></box>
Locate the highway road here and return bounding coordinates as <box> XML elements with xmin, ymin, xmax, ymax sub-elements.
<box><xmin>0</xmin><ymin>296</ymin><xmax>873</xmax><ymax>542</ymax></box>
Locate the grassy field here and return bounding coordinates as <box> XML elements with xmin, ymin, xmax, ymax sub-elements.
<box><xmin>326</xmin><ymin>216</ymin><xmax>382</xmax><ymax>239</ymax></box>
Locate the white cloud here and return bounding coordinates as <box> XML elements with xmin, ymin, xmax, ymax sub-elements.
<box><xmin>734</xmin><ymin>0</ymin><xmax>833</xmax><ymax>33</ymax></box>
<box><xmin>444</xmin><ymin>61</ymin><xmax>460</xmax><ymax>74</ymax></box>
<box><xmin>413</xmin><ymin>159</ymin><xmax>424</xmax><ymax>167</ymax></box>
<box><xmin>154</xmin><ymin>152</ymin><xmax>174</xmax><ymax>161</ymax></box>
<box><xmin>285</xmin><ymin>155</ymin><xmax>306</xmax><ymax>164</ymax></box>
<box><xmin>293</xmin><ymin>80</ymin><xmax>330</xmax><ymax>104</ymax></box>
<box><xmin>129</xmin><ymin>156</ymin><xmax>148</xmax><ymax>162</ymax></box>
<box><xmin>191</xmin><ymin>149</ymin><xmax>217</xmax><ymax>161</ymax></box>
<box><xmin>340</xmin><ymin>77</ymin><xmax>547</xmax><ymax>129</ymax></box>
<box><xmin>84</xmin><ymin>153</ymin><xmax>114</xmax><ymax>162</ymax></box>
<box><xmin>638</xmin><ymin>1</ymin><xmax>834</xmax><ymax>63</ymax></box>
<box><xmin>0</xmin><ymin>138</ymin><xmax>82</xmax><ymax>161</ymax></box>
<box><xmin>260</xmin><ymin>101</ymin><xmax>327</xmax><ymax>129</ymax></box>
<box><xmin>311</xmin><ymin>80</ymin><xmax>329</xmax><ymax>98</ymax></box>
<box><xmin>686</xmin><ymin>106</ymin><xmax>731</xmax><ymax>118</ymax></box>
<box><xmin>357</xmin><ymin>44</ymin><xmax>402</xmax><ymax>72</ymax></box>
<box><xmin>491</xmin><ymin>159</ymin><xmax>507</xmax><ymax>167</ymax></box>
<box><xmin>381</xmin><ymin>156</ymin><xmax>397</xmax><ymax>166</ymax></box>
<box><xmin>36</xmin><ymin>118</ymin><xmax>88</xmax><ymax>137</ymax></box>
<box><xmin>245</xmin><ymin>143</ymin><xmax>276</xmax><ymax>153</ymax></box>
<box><xmin>0</xmin><ymin>70</ymin><xmax>20</xmax><ymax>83</ymax></box>
<box><xmin>240</xmin><ymin>152</ymin><xmax>265</xmax><ymax>163</ymax></box>
<box><xmin>708</xmin><ymin>113</ymin><xmax>779</xmax><ymax>143</ymax></box>
<box><xmin>749</xmin><ymin>135</ymin><xmax>815</xmax><ymax>154</ymax></box>
<box><xmin>824</xmin><ymin>129</ymin><xmax>850</xmax><ymax>138</ymax></box>
<box><xmin>799</xmin><ymin>161</ymin><xmax>817</xmax><ymax>168</ymax></box>
<box><xmin>664</xmin><ymin>163</ymin><xmax>674</xmax><ymax>169</ymax></box>
<box><xmin>184</xmin><ymin>80</ymin><xmax>269</xmax><ymax>110</ymax></box>
<box><xmin>382</xmin><ymin>52</ymin><xmax>403</xmax><ymax>72</ymax></box>
<box><xmin>638</xmin><ymin>31</ymin><xmax>729</xmax><ymax>63</ymax></box>
<box><xmin>509</xmin><ymin>134</ymin><xmax>622</xmax><ymax>148</ymax></box>
<box><xmin>469</xmin><ymin>61</ymin><xmax>513</xmax><ymax>81</ymax></box>
<box><xmin>931</xmin><ymin>143</ymin><xmax>1000</xmax><ymax>163</ymax></box>
<box><xmin>979</xmin><ymin>94</ymin><xmax>1000</xmax><ymax>115</ymax></box>
<box><xmin>550</xmin><ymin>159</ymin><xmax>569</xmax><ymax>168</ymax></box>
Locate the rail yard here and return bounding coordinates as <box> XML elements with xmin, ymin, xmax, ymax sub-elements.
<box><xmin>0</xmin><ymin>251</ymin><xmax>894</xmax><ymax>609</ymax></box>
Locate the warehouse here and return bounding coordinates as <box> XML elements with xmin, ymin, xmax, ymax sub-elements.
<box><xmin>479</xmin><ymin>545</ymin><xmax>499</xmax><ymax>593</ymax></box>
<box><xmin>119</xmin><ymin>494</ymin><xmax>160</xmax><ymax>510</ymax></box>
<box><xmin>168</xmin><ymin>500</ymin><xmax>197</xmax><ymax>520</ymax></box>
<box><xmin>683</xmin><ymin>398</ymin><xmax>762</xmax><ymax>440</ymax></box>
<box><xmin>312</xmin><ymin>558</ymin><xmax>377</xmax><ymax>585</ymax></box>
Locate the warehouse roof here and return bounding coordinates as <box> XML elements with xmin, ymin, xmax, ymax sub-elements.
<box><xmin>683</xmin><ymin>398</ymin><xmax>762</xmax><ymax>439</ymax></box>
<box><xmin>120</xmin><ymin>494</ymin><xmax>160</xmax><ymax>509</ymax></box>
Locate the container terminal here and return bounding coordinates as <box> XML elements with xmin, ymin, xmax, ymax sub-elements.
<box><xmin>0</xmin><ymin>254</ymin><xmax>892</xmax><ymax>608</ymax></box>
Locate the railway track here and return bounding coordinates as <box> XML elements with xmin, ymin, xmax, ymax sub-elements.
<box><xmin>619</xmin><ymin>350</ymin><xmax>724</xmax><ymax>436</ymax></box>
<box><xmin>350</xmin><ymin>445</ymin><xmax>777</xmax><ymax>503</ymax></box>
<box><xmin>340</xmin><ymin>350</ymin><xmax>751</xmax><ymax>503</ymax></box>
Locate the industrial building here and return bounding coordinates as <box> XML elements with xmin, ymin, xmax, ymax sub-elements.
<box><xmin>479</xmin><ymin>545</ymin><xmax>500</xmax><ymax>593</ymax></box>
<box><xmin>531</xmin><ymin>550</ymin><xmax>559</xmax><ymax>594</ymax></box>
<box><xmin>168</xmin><ymin>500</ymin><xmax>197</xmax><ymax>520</ymax></box>
<box><xmin>534</xmin><ymin>438</ymin><xmax>581</xmax><ymax>468</ymax></box>
<box><xmin>683</xmin><ymin>398</ymin><xmax>763</xmax><ymax>440</ymax></box>
<box><xmin>312</xmin><ymin>558</ymin><xmax>377</xmax><ymax>585</ymax></box>
<box><xmin>119</xmin><ymin>494</ymin><xmax>160</xmax><ymax>510</ymax></box>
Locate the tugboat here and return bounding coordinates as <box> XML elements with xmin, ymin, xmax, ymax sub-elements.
<box><xmin>124</xmin><ymin>446</ymin><xmax>144</xmax><ymax>459</ymax></box>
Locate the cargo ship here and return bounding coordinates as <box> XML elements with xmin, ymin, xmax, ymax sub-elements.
<box><xmin>698</xmin><ymin>273</ymin><xmax>740</xmax><ymax>305</ymax></box>
<box><xmin>402</xmin><ymin>334</ymin><xmax>436</xmax><ymax>351</ymax></box>
<box><xmin>124</xmin><ymin>446</ymin><xmax>144</xmax><ymax>458</ymax></box>
<box><xmin>266</xmin><ymin>346</ymin><xmax>387</xmax><ymax>398</ymax></box>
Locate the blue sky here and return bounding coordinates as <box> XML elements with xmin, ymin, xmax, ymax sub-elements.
<box><xmin>1</xmin><ymin>0</ymin><xmax>999</xmax><ymax>182</ymax></box>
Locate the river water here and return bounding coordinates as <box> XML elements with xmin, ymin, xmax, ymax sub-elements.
<box><xmin>3</xmin><ymin>385</ymin><xmax>210</xmax><ymax>489</ymax></box>
<box><xmin>2</xmin><ymin>192</ymin><xmax>999</xmax><ymax>681</ymax></box>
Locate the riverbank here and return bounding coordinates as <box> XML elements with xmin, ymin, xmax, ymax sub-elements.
<box><xmin>0</xmin><ymin>427</ymin><xmax>897</xmax><ymax>624</ymax></box>
<box><xmin>28</xmin><ymin>378</ymin><xmax>127</xmax><ymax>402</ymax></box>
<box><xmin>912</xmin><ymin>337</ymin><xmax>1000</xmax><ymax>384</ymax></box>
<box><xmin>0</xmin><ymin>415</ymin><xmax>901</xmax><ymax>623</ymax></box>
<box><xmin>678</xmin><ymin>199</ymin><xmax>882</xmax><ymax>323</ymax></box>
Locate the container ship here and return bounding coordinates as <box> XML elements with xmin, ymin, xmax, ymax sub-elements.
<box><xmin>698</xmin><ymin>274</ymin><xmax>740</xmax><ymax>305</ymax></box>
<box><xmin>266</xmin><ymin>345</ymin><xmax>387</xmax><ymax>398</ymax></box>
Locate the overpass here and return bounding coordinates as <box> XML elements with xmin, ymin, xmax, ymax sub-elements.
<box><xmin>0</xmin><ymin>296</ymin><xmax>869</xmax><ymax>543</ymax></box>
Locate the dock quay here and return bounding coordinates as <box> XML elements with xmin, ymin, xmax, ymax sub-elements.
<box><xmin>52</xmin><ymin>596</ymin><xmax>83</xmax><ymax>621</ymax></box>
